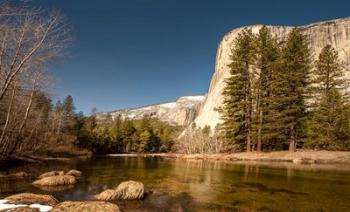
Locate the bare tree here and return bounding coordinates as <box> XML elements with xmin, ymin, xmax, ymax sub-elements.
<box><xmin>0</xmin><ymin>2</ymin><xmax>70</xmax><ymax>103</ymax></box>
<box><xmin>0</xmin><ymin>2</ymin><xmax>70</xmax><ymax>158</ymax></box>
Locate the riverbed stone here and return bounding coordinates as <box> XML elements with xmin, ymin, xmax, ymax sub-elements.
<box><xmin>0</xmin><ymin>172</ymin><xmax>28</xmax><ymax>179</ymax></box>
<box><xmin>10</xmin><ymin>207</ymin><xmax>39</xmax><ymax>212</ymax></box>
<box><xmin>94</xmin><ymin>189</ymin><xmax>120</xmax><ymax>201</ymax></box>
<box><xmin>5</xmin><ymin>193</ymin><xmax>58</xmax><ymax>206</ymax></box>
<box><xmin>95</xmin><ymin>180</ymin><xmax>145</xmax><ymax>200</ymax></box>
<box><xmin>37</xmin><ymin>171</ymin><xmax>64</xmax><ymax>179</ymax></box>
<box><xmin>52</xmin><ymin>201</ymin><xmax>120</xmax><ymax>212</ymax></box>
<box><xmin>66</xmin><ymin>169</ymin><xmax>82</xmax><ymax>177</ymax></box>
<box><xmin>32</xmin><ymin>175</ymin><xmax>76</xmax><ymax>186</ymax></box>
<box><xmin>114</xmin><ymin>180</ymin><xmax>145</xmax><ymax>200</ymax></box>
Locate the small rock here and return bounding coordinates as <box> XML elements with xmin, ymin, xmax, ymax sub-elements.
<box><xmin>32</xmin><ymin>175</ymin><xmax>76</xmax><ymax>186</ymax></box>
<box><xmin>38</xmin><ymin>171</ymin><xmax>64</xmax><ymax>179</ymax></box>
<box><xmin>52</xmin><ymin>201</ymin><xmax>120</xmax><ymax>212</ymax></box>
<box><xmin>94</xmin><ymin>189</ymin><xmax>119</xmax><ymax>201</ymax></box>
<box><xmin>0</xmin><ymin>172</ymin><xmax>28</xmax><ymax>179</ymax></box>
<box><xmin>65</xmin><ymin>170</ymin><xmax>82</xmax><ymax>178</ymax></box>
<box><xmin>5</xmin><ymin>193</ymin><xmax>58</xmax><ymax>206</ymax></box>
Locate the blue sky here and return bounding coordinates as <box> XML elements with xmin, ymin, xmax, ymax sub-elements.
<box><xmin>26</xmin><ymin>0</ymin><xmax>350</xmax><ymax>114</ymax></box>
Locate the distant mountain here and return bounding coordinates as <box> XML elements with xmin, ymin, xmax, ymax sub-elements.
<box><xmin>96</xmin><ymin>96</ymin><xmax>205</xmax><ymax>126</ymax></box>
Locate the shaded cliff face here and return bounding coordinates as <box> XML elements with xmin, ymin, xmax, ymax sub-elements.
<box><xmin>97</xmin><ymin>96</ymin><xmax>205</xmax><ymax>126</ymax></box>
<box><xmin>195</xmin><ymin>17</ymin><xmax>350</xmax><ymax>129</ymax></box>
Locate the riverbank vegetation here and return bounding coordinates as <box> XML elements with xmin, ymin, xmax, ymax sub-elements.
<box><xmin>0</xmin><ymin>3</ymin><xmax>85</xmax><ymax>160</ymax></box>
<box><xmin>77</xmin><ymin>114</ymin><xmax>180</xmax><ymax>154</ymax></box>
<box><xmin>218</xmin><ymin>27</ymin><xmax>350</xmax><ymax>153</ymax></box>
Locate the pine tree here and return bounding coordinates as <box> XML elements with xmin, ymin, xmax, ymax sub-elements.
<box><xmin>253</xmin><ymin>26</ymin><xmax>279</xmax><ymax>151</ymax></box>
<box><xmin>307</xmin><ymin>45</ymin><xmax>350</xmax><ymax>150</ymax></box>
<box><xmin>219</xmin><ymin>28</ymin><xmax>256</xmax><ymax>152</ymax></box>
<box><xmin>274</xmin><ymin>29</ymin><xmax>311</xmax><ymax>151</ymax></box>
<box><xmin>62</xmin><ymin>95</ymin><xmax>76</xmax><ymax>117</ymax></box>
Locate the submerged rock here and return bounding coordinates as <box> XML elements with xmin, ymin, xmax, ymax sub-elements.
<box><xmin>32</xmin><ymin>175</ymin><xmax>76</xmax><ymax>186</ymax></box>
<box><xmin>66</xmin><ymin>169</ymin><xmax>82</xmax><ymax>178</ymax></box>
<box><xmin>5</xmin><ymin>193</ymin><xmax>58</xmax><ymax>206</ymax></box>
<box><xmin>37</xmin><ymin>171</ymin><xmax>64</xmax><ymax>179</ymax></box>
<box><xmin>95</xmin><ymin>180</ymin><xmax>145</xmax><ymax>200</ymax></box>
<box><xmin>0</xmin><ymin>172</ymin><xmax>28</xmax><ymax>180</ymax></box>
<box><xmin>94</xmin><ymin>189</ymin><xmax>120</xmax><ymax>201</ymax></box>
<box><xmin>52</xmin><ymin>201</ymin><xmax>120</xmax><ymax>212</ymax></box>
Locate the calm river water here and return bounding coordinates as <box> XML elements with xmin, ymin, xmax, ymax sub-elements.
<box><xmin>0</xmin><ymin>156</ymin><xmax>350</xmax><ymax>211</ymax></box>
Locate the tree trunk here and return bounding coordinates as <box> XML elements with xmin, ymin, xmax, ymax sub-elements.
<box><xmin>289</xmin><ymin>124</ymin><xmax>296</xmax><ymax>152</ymax></box>
<box><xmin>9</xmin><ymin>80</ymin><xmax>36</xmax><ymax>155</ymax></box>
<box><xmin>0</xmin><ymin>83</ymin><xmax>16</xmax><ymax>146</ymax></box>
<box><xmin>257</xmin><ymin>107</ymin><xmax>262</xmax><ymax>152</ymax></box>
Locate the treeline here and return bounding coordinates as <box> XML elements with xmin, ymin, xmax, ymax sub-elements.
<box><xmin>219</xmin><ymin>27</ymin><xmax>350</xmax><ymax>152</ymax></box>
<box><xmin>0</xmin><ymin>3</ymin><xmax>75</xmax><ymax>159</ymax></box>
<box><xmin>77</xmin><ymin>114</ymin><xmax>179</xmax><ymax>154</ymax></box>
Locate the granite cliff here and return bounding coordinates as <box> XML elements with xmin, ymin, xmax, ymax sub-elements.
<box><xmin>195</xmin><ymin>17</ymin><xmax>350</xmax><ymax>129</ymax></box>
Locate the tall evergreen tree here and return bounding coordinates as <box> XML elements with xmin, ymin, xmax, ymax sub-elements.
<box><xmin>274</xmin><ymin>29</ymin><xmax>311</xmax><ymax>151</ymax></box>
<box><xmin>307</xmin><ymin>45</ymin><xmax>350</xmax><ymax>150</ymax></box>
<box><xmin>219</xmin><ymin>28</ymin><xmax>256</xmax><ymax>152</ymax></box>
<box><xmin>253</xmin><ymin>26</ymin><xmax>279</xmax><ymax>151</ymax></box>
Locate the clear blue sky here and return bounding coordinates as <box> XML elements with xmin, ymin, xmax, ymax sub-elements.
<box><xmin>27</xmin><ymin>0</ymin><xmax>349</xmax><ymax>114</ymax></box>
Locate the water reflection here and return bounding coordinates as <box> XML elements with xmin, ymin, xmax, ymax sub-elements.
<box><xmin>0</xmin><ymin>157</ymin><xmax>350</xmax><ymax>211</ymax></box>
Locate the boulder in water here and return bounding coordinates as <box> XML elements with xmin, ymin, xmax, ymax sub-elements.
<box><xmin>95</xmin><ymin>180</ymin><xmax>145</xmax><ymax>200</ymax></box>
<box><xmin>5</xmin><ymin>193</ymin><xmax>58</xmax><ymax>206</ymax></box>
<box><xmin>32</xmin><ymin>175</ymin><xmax>76</xmax><ymax>186</ymax></box>
<box><xmin>52</xmin><ymin>201</ymin><xmax>120</xmax><ymax>212</ymax></box>
<box><xmin>114</xmin><ymin>180</ymin><xmax>145</xmax><ymax>200</ymax></box>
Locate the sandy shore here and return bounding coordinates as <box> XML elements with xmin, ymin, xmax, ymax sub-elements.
<box><xmin>108</xmin><ymin>150</ymin><xmax>350</xmax><ymax>165</ymax></box>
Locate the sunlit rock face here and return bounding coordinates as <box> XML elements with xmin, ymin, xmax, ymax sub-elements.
<box><xmin>97</xmin><ymin>96</ymin><xmax>205</xmax><ymax>126</ymax></box>
<box><xmin>194</xmin><ymin>17</ymin><xmax>350</xmax><ymax>129</ymax></box>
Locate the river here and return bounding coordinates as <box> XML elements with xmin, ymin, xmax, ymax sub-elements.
<box><xmin>1</xmin><ymin>156</ymin><xmax>350</xmax><ymax>211</ymax></box>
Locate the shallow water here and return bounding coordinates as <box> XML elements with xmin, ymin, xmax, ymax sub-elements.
<box><xmin>1</xmin><ymin>156</ymin><xmax>350</xmax><ymax>211</ymax></box>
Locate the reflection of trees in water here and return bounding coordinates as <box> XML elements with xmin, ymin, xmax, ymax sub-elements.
<box><xmin>1</xmin><ymin>157</ymin><xmax>350</xmax><ymax>211</ymax></box>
